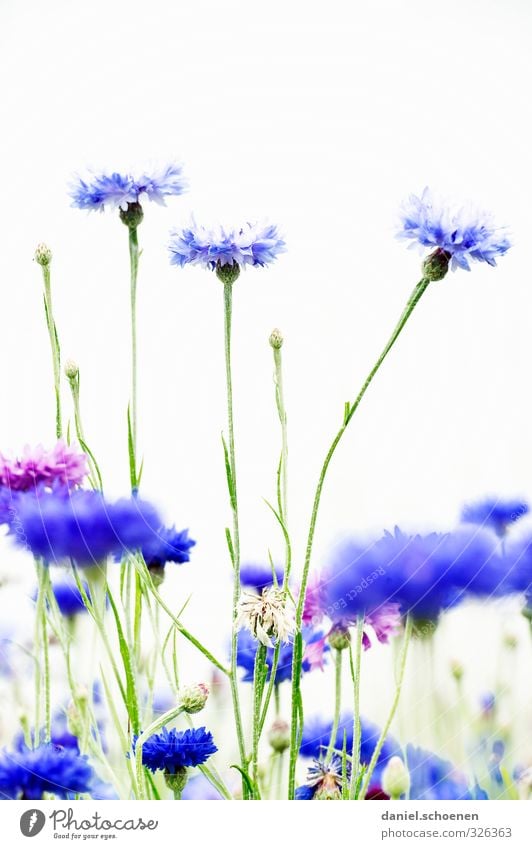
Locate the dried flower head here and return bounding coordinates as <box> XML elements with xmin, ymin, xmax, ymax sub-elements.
<box><xmin>236</xmin><ymin>586</ymin><xmax>294</xmax><ymax>648</ymax></box>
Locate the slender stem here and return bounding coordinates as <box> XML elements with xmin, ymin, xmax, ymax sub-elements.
<box><xmin>258</xmin><ymin>642</ymin><xmax>281</xmax><ymax>735</ymax></box>
<box><xmin>273</xmin><ymin>344</ymin><xmax>290</xmax><ymax>585</ymax></box>
<box><xmin>135</xmin><ymin>705</ymin><xmax>185</xmax><ymax>800</ymax></box>
<box><xmin>66</xmin><ymin>369</ymin><xmax>103</xmax><ymax>489</ymax></box>
<box><xmin>349</xmin><ymin>618</ymin><xmax>364</xmax><ymax>798</ymax></box>
<box><xmin>134</xmin><ymin>557</ymin><xmax>229</xmax><ymax>675</ymax></box>
<box><xmin>223</xmin><ymin>279</ymin><xmax>248</xmax><ymax>783</ymax></box>
<box><xmin>128</xmin><ymin>226</ymin><xmax>139</xmax><ymax>488</ymax></box>
<box><xmin>34</xmin><ymin>560</ymin><xmax>52</xmax><ymax>741</ymax></box>
<box><xmin>252</xmin><ymin>644</ymin><xmax>268</xmax><ymax>794</ymax></box>
<box><xmin>359</xmin><ymin>616</ymin><xmax>413</xmax><ymax>800</ymax></box>
<box><xmin>41</xmin><ymin>264</ymin><xmax>62</xmax><ymax>438</ymax></box>
<box><xmin>325</xmin><ymin>649</ymin><xmax>343</xmax><ymax>762</ymax></box>
<box><xmin>287</xmin><ymin>277</ymin><xmax>430</xmax><ymax>797</ymax></box>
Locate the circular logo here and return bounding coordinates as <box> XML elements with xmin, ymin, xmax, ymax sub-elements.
<box><xmin>20</xmin><ymin>810</ymin><xmax>46</xmax><ymax>837</ymax></box>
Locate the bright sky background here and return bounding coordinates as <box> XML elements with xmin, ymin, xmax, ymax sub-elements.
<box><xmin>1</xmin><ymin>0</ymin><xmax>532</xmax><ymax>763</ymax></box>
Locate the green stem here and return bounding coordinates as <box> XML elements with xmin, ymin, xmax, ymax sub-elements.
<box><xmin>252</xmin><ymin>644</ymin><xmax>268</xmax><ymax>794</ymax></box>
<box><xmin>325</xmin><ymin>649</ymin><xmax>343</xmax><ymax>762</ymax></box>
<box><xmin>287</xmin><ymin>276</ymin><xmax>430</xmax><ymax>798</ymax></box>
<box><xmin>66</xmin><ymin>369</ymin><xmax>102</xmax><ymax>489</ymax></box>
<box><xmin>128</xmin><ymin>226</ymin><xmax>139</xmax><ymax>489</ymax></box>
<box><xmin>359</xmin><ymin>616</ymin><xmax>413</xmax><ymax>800</ymax></box>
<box><xmin>273</xmin><ymin>344</ymin><xmax>291</xmax><ymax>586</ymax></box>
<box><xmin>223</xmin><ymin>279</ymin><xmax>248</xmax><ymax>786</ymax></box>
<box><xmin>135</xmin><ymin>705</ymin><xmax>185</xmax><ymax>800</ymax></box>
<box><xmin>134</xmin><ymin>557</ymin><xmax>229</xmax><ymax>675</ymax></box>
<box><xmin>34</xmin><ymin>561</ymin><xmax>52</xmax><ymax>741</ymax></box>
<box><xmin>349</xmin><ymin>619</ymin><xmax>364</xmax><ymax>798</ymax></box>
<box><xmin>41</xmin><ymin>264</ymin><xmax>62</xmax><ymax>438</ymax></box>
<box><xmin>258</xmin><ymin>642</ymin><xmax>281</xmax><ymax>736</ymax></box>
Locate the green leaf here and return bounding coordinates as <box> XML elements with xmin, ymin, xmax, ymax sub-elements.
<box><xmin>78</xmin><ymin>438</ymin><xmax>104</xmax><ymax>491</ymax></box>
<box><xmin>127</xmin><ymin>405</ymin><xmax>137</xmax><ymax>490</ymax></box>
<box><xmin>221</xmin><ymin>434</ymin><xmax>236</xmax><ymax>510</ymax></box>
<box><xmin>225</xmin><ymin>527</ymin><xmax>235</xmax><ymax>566</ymax></box>
<box><xmin>230</xmin><ymin>763</ymin><xmax>256</xmax><ymax>799</ymax></box>
<box><xmin>106</xmin><ymin>590</ymin><xmax>140</xmax><ymax>735</ymax></box>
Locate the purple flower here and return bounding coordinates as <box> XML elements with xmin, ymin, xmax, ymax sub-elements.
<box><xmin>70</xmin><ymin>164</ymin><xmax>187</xmax><ymax>212</ymax></box>
<box><xmin>8</xmin><ymin>488</ymin><xmax>162</xmax><ymax>566</ymax></box>
<box><xmin>398</xmin><ymin>188</ymin><xmax>511</xmax><ymax>272</ymax></box>
<box><xmin>168</xmin><ymin>221</ymin><xmax>285</xmax><ymax>271</ymax></box>
<box><xmin>0</xmin><ymin>441</ymin><xmax>88</xmax><ymax>494</ymax></box>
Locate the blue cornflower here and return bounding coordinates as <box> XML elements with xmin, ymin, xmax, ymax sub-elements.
<box><xmin>168</xmin><ymin>221</ymin><xmax>285</xmax><ymax>271</ymax></box>
<box><xmin>240</xmin><ymin>562</ymin><xmax>284</xmax><ymax>593</ymax></box>
<box><xmin>70</xmin><ymin>164</ymin><xmax>187</xmax><ymax>212</ymax></box>
<box><xmin>300</xmin><ymin>714</ymin><xmax>400</xmax><ymax>794</ymax></box>
<box><xmin>322</xmin><ymin>526</ymin><xmax>504</xmax><ymax>622</ymax></box>
<box><xmin>295</xmin><ymin>754</ymin><xmax>349</xmax><ymax>800</ymax></box>
<box><xmin>138</xmin><ymin>727</ymin><xmax>217</xmax><ymax>774</ymax></box>
<box><xmin>461</xmin><ymin>498</ymin><xmax>529</xmax><ymax>537</ymax></box>
<box><xmin>398</xmin><ymin>188</ymin><xmax>511</xmax><ymax>271</ymax></box>
<box><xmin>0</xmin><ymin>741</ymin><xmax>94</xmax><ymax>800</ymax></box>
<box><xmin>406</xmin><ymin>744</ymin><xmax>483</xmax><ymax>800</ymax></box>
<box><xmin>141</xmin><ymin>526</ymin><xmax>196</xmax><ymax>570</ymax></box>
<box><xmin>9</xmin><ymin>487</ymin><xmax>162</xmax><ymax>566</ymax></box>
<box><xmin>32</xmin><ymin>579</ymin><xmax>90</xmax><ymax>617</ymax></box>
<box><xmin>236</xmin><ymin>628</ymin><xmax>326</xmax><ymax>684</ymax></box>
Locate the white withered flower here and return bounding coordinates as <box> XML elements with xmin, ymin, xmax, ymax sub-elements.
<box><xmin>236</xmin><ymin>586</ymin><xmax>294</xmax><ymax>648</ymax></box>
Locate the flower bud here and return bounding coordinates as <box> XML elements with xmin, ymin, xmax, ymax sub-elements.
<box><xmin>422</xmin><ymin>248</ymin><xmax>450</xmax><ymax>282</ymax></box>
<box><xmin>450</xmin><ymin>659</ymin><xmax>464</xmax><ymax>682</ymax></box>
<box><xmin>215</xmin><ymin>261</ymin><xmax>240</xmax><ymax>286</ymax></box>
<box><xmin>34</xmin><ymin>243</ymin><xmax>52</xmax><ymax>267</ymax></box>
<box><xmin>327</xmin><ymin>625</ymin><xmax>351</xmax><ymax>651</ymax></box>
<box><xmin>64</xmin><ymin>359</ymin><xmax>79</xmax><ymax>380</ymax></box>
<box><xmin>268</xmin><ymin>718</ymin><xmax>290</xmax><ymax>753</ymax></box>
<box><xmin>179</xmin><ymin>682</ymin><xmax>210</xmax><ymax>714</ymax></box>
<box><xmin>269</xmin><ymin>328</ymin><xmax>284</xmax><ymax>349</ymax></box>
<box><xmin>164</xmin><ymin>767</ymin><xmax>188</xmax><ymax>795</ymax></box>
<box><xmin>119</xmin><ymin>201</ymin><xmax>144</xmax><ymax>229</ymax></box>
<box><xmin>382</xmin><ymin>756</ymin><xmax>410</xmax><ymax>799</ymax></box>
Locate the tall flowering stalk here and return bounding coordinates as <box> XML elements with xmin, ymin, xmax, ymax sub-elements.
<box><xmin>169</xmin><ymin>221</ymin><xmax>285</xmax><ymax>794</ymax></box>
<box><xmin>35</xmin><ymin>244</ymin><xmax>62</xmax><ymax>439</ymax></box>
<box><xmin>70</xmin><ymin>164</ymin><xmax>187</xmax><ymax>489</ymax></box>
<box><xmin>287</xmin><ymin>190</ymin><xmax>511</xmax><ymax>797</ymax></box>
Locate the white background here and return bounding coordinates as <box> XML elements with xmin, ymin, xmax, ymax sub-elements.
<box><xmin>1</xmin><ymin>0</ymin><xmax>532</xmax><ymax>773</ymax></box>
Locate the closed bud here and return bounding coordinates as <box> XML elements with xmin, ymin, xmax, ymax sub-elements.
<box><xmin>422</xmin><ymin>248</ymin><xmax>450</xmax><ymax>282</ymax></box>
<box><xmin>119</xmin><ymin>201</ymin><xmax>144</xmax><ymax>229</ymax></box>
<box><xmin>164</xmin><ymin>767</ymin><xmax>188</xmax><ymax>795</ymax></box>
<box><xmin>215</xmin><ymin>261</ymin><xmax>240</xmax><ymax>285</ymax></box>
<box><xmin>268</xmin><ymin>718</ymin><xmax>290</xmax><ymax>753</ymax></box>
<box><xmin>327</xmin><ymin>625</ymin><xmax>350</xmax><ymax>651</ymax></box>
<box><xmin>179</xmin><ymin>682</ymin><xmax>210</xmax><ymax>714</ymax></box>
<box><xmin>382</xmin><ymin>756</ymin><xmax>410</xmax><ymax>799</ymax></box>
<box><xmin>269</xmin><ymin>328</ymin><xmax>283</xmax><ymax>349</ymax></box>
<box><xmin>64</xmin><ymin>359</ymin><xmax>79</xmax><ymax>380</ymax></box>
<box><xmin>35</xmin><ymin>243</ymin><xmax>52</xmax><ymax>266</ymax></box>
<box><xmin>450</xmin><ymin>659</ymin><xmax>464</xmax><ymax>682</ymax></box>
